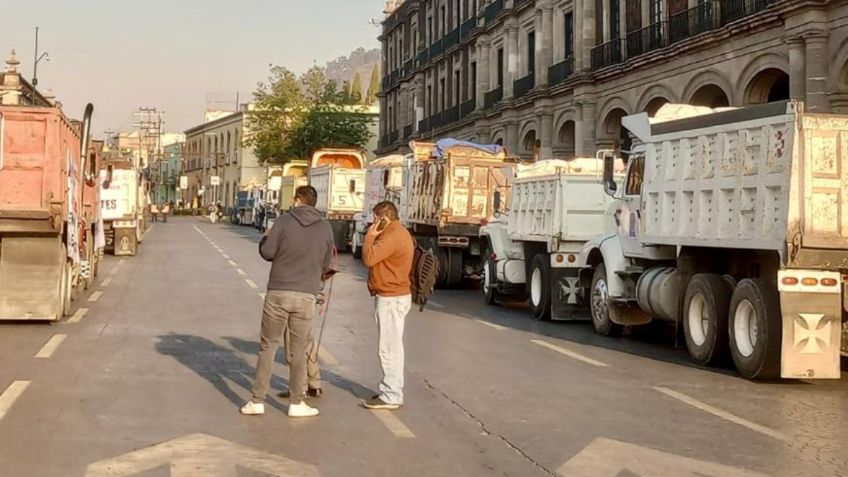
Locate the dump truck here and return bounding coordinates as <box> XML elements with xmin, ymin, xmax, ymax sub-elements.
<box><xmin>100</xmin><ymin>158</ymin><xmax>142</xmax><ymax>256</ymax></box>
<box><xmin>480</xmin><ymin>155</ymin><xmax>623</xmax><ymax>320</ymax></box>
<box><xmin>0</xmin><ymin>102</ymin><xmax>95</xmax><ymax>320</ymax></box>
<box><xmin>352</xmin><ymin>154</ymin><xmax>410</xmax><ymax>259</ymax></box>
<box><xmin>261</xmin><ymin>160</ymin><xmax>308</xmax><ymax>231</ymax></box>
<box><xmin>580</xmin><ymin>101</ymin><xmax>848</xmax><ymax>379</ymax></box>
<box><xmin>406</xmin><ymin>140</ymin><xmax>515</xmax><ymax>288</ymax></box>
<box><xmin>308</xmin><ymin>148</ymin><xmax>366</xmax><ymax>251</ymax></box>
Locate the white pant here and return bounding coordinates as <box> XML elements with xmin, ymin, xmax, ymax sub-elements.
<box><xmin>375</xmin><ymin>294</ymin><xmax>411</xmax><ymax>405</ymax></box>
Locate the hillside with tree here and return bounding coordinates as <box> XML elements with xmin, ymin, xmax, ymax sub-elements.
<box><xmin>324</xmin><ymin>47</ymin><xmax>381</xmax><ymax>105</ymax></box>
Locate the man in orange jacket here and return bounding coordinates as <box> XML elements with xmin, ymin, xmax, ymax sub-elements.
<box><xmin>361</xmin><ymin>201</ymin><xmax>414</xmax><ymax>410</ymax></box>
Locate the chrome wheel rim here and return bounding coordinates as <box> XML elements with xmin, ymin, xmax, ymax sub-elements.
<box><xmin>734</xmin><ymin>299</ymin><xmax>757</xmax><ymax>357</ymax></box>
<box><xmin>530</xmin><ymin>268</ymin><xmax>542</xmax><ymax>306</ymax></box>
<box><xmin>483</xmin><ymin>260</ymin><xmax>492</xmax><ymax>295</ymax></box>
<box><xmin>591</xmin><ymin>278</ymin><xmax>609</xmax><ymax>326</ymax></box>
<box><xmin>688</xmin><ymin>293</ymin><xmax>708</xmax><ymax>347</ymax></box>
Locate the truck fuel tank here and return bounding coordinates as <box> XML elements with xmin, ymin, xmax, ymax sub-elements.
<box><xmin>636</xmin><ymin>267</ymin><xmax>686</xmax><ymax>323</ymax></box>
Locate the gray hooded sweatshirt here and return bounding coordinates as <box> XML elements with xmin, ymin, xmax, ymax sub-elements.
<box><xmin>259</xmin><ymin>205</ymin><xmax>334</xmax><ymax>295</ymax></box>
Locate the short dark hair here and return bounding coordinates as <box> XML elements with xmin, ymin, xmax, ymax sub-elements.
<box><xmin>373</xmin><ymin>201</ymin><xmax>398</xmax><ymax>220</ymax></box>
<box><xmin>295</xmin><ymin>186</ymin><xmax>318</xmax><ymax>207</ymax></box>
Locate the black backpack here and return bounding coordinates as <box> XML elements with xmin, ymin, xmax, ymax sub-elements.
<box><xmin>410</xmin><ymin>241</ymin><xmax>439</xmax><ymax>311</ymax></box>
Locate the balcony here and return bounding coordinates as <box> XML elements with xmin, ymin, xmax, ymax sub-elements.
<box><xmin>404</xmin><ymin>124</ymin><xmax>414</xmax><ymax>138</ymax></box>
<box><xmin>591</xmin><ymin>39</ymin><xmax>624</xmax><ymax>70</ymax></box>
<box><xmin>460</xmin><ymin>99</ymin><xmax>477</xmax><ymax>118</ymax></box>
<box><xmin>513</xmin><ymin>0</ymin><xmax>534</xmax><ymax>10</ymax></box>
<box><xmin>381</xmin><ymin>76</ymin><xmax>391</xmax><ymax>92</ymax></box>
<box><xmin>379</xmin><ymin>134</ymin><xmax>390</xmax><ymax>148</ymax></box>
<box><xmin>669</xmin><ymin>2</ymin><xmax>716</xmax><ymax>44</ymax></box>
<box><xmin>389</xmin><ymin>130</ymin><xmax>399</xmax><ymax>144</ymax></box>
<box><xmin>390</xmin><ymin>70</ymin><xmax>401</xmax><ymax>87</ymax></box>
<box><xmin>416</xmin><ymin>49</ymin><xmax>430</xmax><ymax>67</ymax></box>
<box><xmin>403</xmin><ymin>60</ymin><xmax>415</xmax><ymax>78</ymax></box>
<box><xmin>443</xmin><ymin>106</ymin><xmax>460</xmax><ymax>125</ymax></box>
<box><xmin>720</xmin><ymin>0</ymin><xmax>773</xmax><ymax>25</ymax></box>
<box><xmin>444</xmin><ymin>28</ymin><xmax>460</xmax><ymax>50</ymax></box>
<box><xmin>548</xmin><ymin>57</ymin><xmax>574</xmax><ymax>86</ymax></box>
<box><xmin>429</xmin><ymin>112</ymin><xmax>444</xmax><ymax>130</ymax></box>
<box><xmin>514</xmin><ymin>74</ymin><xmax>535</xmax><ymax>99</ymax></box>
<box><xmin>627</xmin><ymin>23</ymin><xmax>666</xmax><ymax>58</ymax></box>
<box><xmin>461</xmin><ymin>17</ymin><xmax>477</xmax><ymax>38</ymax></box>
<box><xmin>484</xmin><ymin>0</ymin><xmax>505</xmax><ymax>24</ymax></box>
<box><xmin>430</xmin><ymin>39</ymin><xmax>444</xmax><ymax>58</ymax></box>
<box><xmin>484</xmin><ymin>86</ymin><xmax>503</xmax><ymax>110</ymax></box>
<box><xmin>418</xmin><ymin>117</ymin><xmax>430</xmax><ymax>133</ymax></box>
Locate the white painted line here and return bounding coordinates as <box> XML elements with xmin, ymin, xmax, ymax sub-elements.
<box><xmin>258</xmin><ymin>292</ymin><xmax>266</xmax><ymax>301</ymax></box>
<box><xmin>101</xmin><ymin>278</ymin><xmax>112</xmax><ymax>288</ymax></box>
<box><xmin>427</xmin><ymin>300</ymin><xmax>444</xmax><ymax>309</ymax></box>
<box><xmin>531</xmin><ymin>339</ymin><xmax>608</xmax><ymax>367</ymax></box>
<box><xmin>475</xmin><ymin>319</ymin><xmax>507</xmax><ymax>331</ymax></box>
<box><xmin>653</xmin><ymin>387</ymin><xmax>789</xmax><ymax>442</ymax></box>
<box><xmin>245</xmin><ymin>279</ymin><xmax>258</xmax><ymax>289</ymax></box>
<box><xmin>228</xmin><ymin>260</ymin><xmax>237</xmax><ymax>267</ymax></box>
<box><xmin>236</xmin><ymin>268</ymin><xmax>247</xmax><ymax>276</ymax></box>
<box><xmin>88</xmin><ymin>291</ymin><xmax>103</xmax><ymax>303</ymax></box>
<box><xmin>142</xmin><ymin>224</ymin><xmax>153</xmax><ymax>239</ymax></box>
<box><xmin>318</xmin><ymin>346</ymin><xmax>338</xmax><ymax>365</ymax></box>
<box><xmin>67</xmin><ymin>308</ymin><xmax>88</xmax><ymax>324</ymax></box>
<box><xmin>35</xmin><ymin>334</ymin><xmax>67</xmax><ymax>358</ymax></box>
<box><xmin>109</xmin><ymin>266</ymin><xmax>119</xmax><ymax>275</ymax></box>
<box><xmin>193</xmin><ymin>225</ymin><xmax>203</xmax><ymax>234</ymax></box>
<box><xmin>0</xmin><ymin>381</ymin><xmax>30</xmax><ymax>421</ymax></box>
<box><xmin>370</xmin><ymin>410</ymin><xmax>415</xmax><ymax>438</ymax></box>
<box><xmin>222</xmin><ymin>254</ymin><xmax>230</xmax><ymax>259</ymax></box>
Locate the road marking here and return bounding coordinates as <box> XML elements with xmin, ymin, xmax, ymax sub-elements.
<box><xmin>0</xmin><ymin>381</ymin><xmax>30</xmax><ymax>421</ymax></box>
<box><xmin>236</xmin><ymin>268</ymin><xmax>247</xmax><ymax>276</ymax></box>
<box><xmin>245</xmin><ymin>279</ymin><xmax>258</xmax><ymax>289</ymax></box>
<box><xmin>67</xmin><ymin>308</ymin><xmax>89</xmax><ymax>324</ymax></box>
<box><xmin>475</xmin><ymin>319</ymin><xmax>507</xmax><ymax>331</ymax></box>
<box><xmin>222</xmin><ymin>254</ymin><xmax>230</xmax><ymax>259</ymax></box>
<box><xmin>318</xmin><ymin>346</ymin><xmax>338</xmax><ymax>365</ymax></box>
<box><xmin>193</xmin><ymin>225</ymin><xmax>203</xmax><ymax>234</ymax></box>
<box><xmin>427</xmin><ymin>300</ymin><xmax>444</xmax><ymax>309</ymax></box>
<box><xmin>653</xmin><ymin>387</ymin><xmax>789</xmax><ymax>442</ymax></box>
<box><xmin>531</xmin><ymin>339</ymin><xmax>608</xmax><ymax>367</ymax></box>
<box><xmin>258</xmin><ymin>292</ymin><xmax>266</xmax><ymax>301</ymax></box>
<box><xmin>142</xmin><ymin>224</ymin><xmax>153</xmax><ymax>239</ymax></box>
<box><xmin>228</xmin><ymin>260</ymin><xmax>237</xmax><ymax>267</ymax></box>
<box><xmin>109</xmin><ymin>267</ymin><xmax>119</xmax><ymax>275</ymax></box>
<box><xmin>35</xmin><ymin>334</ymin><xmax>67</xmax><ymax>358</ymax></box>
<box><xmin>88</xmin><ymin>291</ymin><xmax>103</xmax><ymax>303</ymax></box>
<box><xmin>370</xmin><ymin>410</ymin><xmax>415</xmax><ymax>438</ymax></box>
<box><xmin>101</xmin><ymin>278</ymin><xmax>112</xmax><ymax>287</ymax></box>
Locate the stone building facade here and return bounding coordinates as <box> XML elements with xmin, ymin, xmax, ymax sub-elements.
<box><xmin>376</xmin><ymin>0</ymin><xmax>848</xmax><ymax>160</ymax></box>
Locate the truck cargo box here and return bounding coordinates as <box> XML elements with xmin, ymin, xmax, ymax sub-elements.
<box><xmin>310</xmin><ymin>165</ymin><xmax>365</xmax><ymax>218</ymax></box>
<box><xmin>100</xmin><ymin>166</ymin><xmax>138</xmax><ymax>222</ymax></box>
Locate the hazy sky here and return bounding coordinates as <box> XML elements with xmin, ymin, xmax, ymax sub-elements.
<box><xmin>0</xmin><ymin>0</ymin><xmax>384</xmax><ymax>135</ymax></box>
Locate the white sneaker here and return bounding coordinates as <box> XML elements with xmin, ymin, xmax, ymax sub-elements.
<box><xmin>287</xmin><ymin>402</ymin><xmax>319</xmax><ymax>418</ymax></box>
<box><xmin>240</xmin><ymin>401</ymin><xmax>265</xmax><ymax>415</ymax></box>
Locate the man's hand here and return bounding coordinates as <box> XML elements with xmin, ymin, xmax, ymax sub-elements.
<box><xmin>368</xmin><ymin>217</ymin><xmax>390</xmax><ymax>238</ymax></box>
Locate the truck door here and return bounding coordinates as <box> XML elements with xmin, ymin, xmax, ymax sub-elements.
<box><xmin>616</xmin><ymin>155</ymin><xmax>646</xmax><ymax>258</ymax></box>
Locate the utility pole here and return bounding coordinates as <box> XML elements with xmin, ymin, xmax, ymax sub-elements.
<box><xmin>32</xmin><ymin>27</ymin><xmax>49</xmax><ymax>88</ymax></box>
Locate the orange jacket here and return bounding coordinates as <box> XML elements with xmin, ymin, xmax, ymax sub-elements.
<box><xmin>362</xmin><ymin>220</ymin><xmax>414</xmax><ymax>297</ymax></box>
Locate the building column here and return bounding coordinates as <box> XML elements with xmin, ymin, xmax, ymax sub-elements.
<box><xmin>379</xmin><ymin>96</ymin><xmax>387</xmax><ymax>138</ymax></box>
<box><xmin>581</xmin><ymin>0</ymin><xmax>596</xmax><ymax>71</ymax></box>
<box><xmin>574</xmin><ymin>0</ymin><xmax>584</xmax><ymax>71</ymax></box>
<box><xmin>476</xmin><ymin>40</ymin><xmax>489</xmax><ymax>109</ymax></box>
<box><xmin>416</xmin><ymin>75</ymin><xmax>426</xmax><ymax>127</ymax></box>
<box><xmin>577</xmin><ymin>100</ymin><xmax>597</xmax><ymax>156</ymax></box>
<box><xmin>803</xmin><ymin>31</ymin><xmax>830</xmax><ymax>112</ymax></box>
<box><xmin>505</xmin><ymin>119</ymin><xmax>519</xmax><ymax>155</ymax></box>
<box><xmin>786</xmin><ymin>36</ymin><xmax>806</xmax><ymax>101</ymax></box>
<box><xmin>476</xmin><ymin>126</ymin><xmax>491</xmax><ymax>144</ymax></box>
<box><xmin>539</xmin><ymin>3</ymin><xmax>554</xmax><ymax>85</ymax></box>
<box><xmin>539</xmin><ymin>108</ymin><xmax>554</xmax><ymax>159</ymax></box>
<box><xmin>505</xmin><ymin>24</ymin><xmax>519</xmax><ymax>99</ymax></box>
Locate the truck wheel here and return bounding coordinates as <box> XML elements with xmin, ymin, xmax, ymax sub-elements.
<box><xmin>447</xmin><ymin>248</ymin><xmax>463</xmax><ymax>288</ymax></box>
<box><xmin>683</xmin><ymin>274</ymin><xmax>731</xmax><ymax>366</ymax></box>
<box><xmin>482</xmin><ymin>247</ymin><xmax>499</xmax><ymax>306</ymax></box>
<box><xmin>330</xmin><ymin>221</ymin><xmax>348</xmax><ymax>253</ymax></box>
<box><xmin>590</xmin><ymin>264</ymin><xmax>623</xmax><ymax>336</ymax></box>
<box><xmin>728</xmin><ymin>279</ymin><xmax>781</xmax><ymax>379</ymax></box>
<box><xmin>352</xmin><ymin>233</ymin><xmax>363</xmax><ymax>259</ymax></box>
<box><xmin>61</xmin><ymin>260</ymin><xmax>72</xmax><ymax>317</ymax></box>
<box><xmin>529</xmin><ymin>254</ymin><xmax>551</xmax><ymax>321</ymax></box>
<box><xmin>434</xmin><ymin>245</ymin><xmax>450</xmax><ymax>289</ymax></box>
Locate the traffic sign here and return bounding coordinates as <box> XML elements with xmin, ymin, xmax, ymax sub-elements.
<box><xmin>179</xmin><ymin>175</ymin><xmax>188</xmax><ymax>190</ymax></box>
<box><xmin>211</xmin><ymin>176</ymin><xmax>221</xmax><ymax>186</ymax></box>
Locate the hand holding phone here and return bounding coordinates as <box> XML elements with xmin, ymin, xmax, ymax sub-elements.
<box><xmin>376</xmin><ymin>215</ymin><xmax>390</xmax><ymax>232</ymax></box>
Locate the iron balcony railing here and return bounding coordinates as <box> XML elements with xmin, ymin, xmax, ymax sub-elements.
<box><xmin>418</xmin><ymin>117</ymin><xmax>430</xmax><ymax>133</ymax></box>
<box><xmin>444</xmin><ymin>28</ymin><xmax>460</xmax><ymax>50</ymax></box>
<box><xmin>443</xmin><ymin>106</ymin><xmax>460</xmax><ymax>125</ymax></box>
<box><xmin>381</xmin><ymin>76</ymin><xmax>391</xmax><ymax>92</ymax></box>
<box><xmin>430</xmin><ymin>38</ymin><xmax>444</xmax><ymax>58</ymax></box>
<box><xmin>389</xmin><ymin>130</ymin><xmax>399</xmax><ymax>144</ymax></box>
<box><xmin>379</xmin><ymin>134</ymin><xmax>390</xmax><ymax>148</ymax></box>
<box><xmin>390</xmin><ymin>70</ymin><xmax>401</xmax><ymax>87</ymax></box>
<box><xmin>484</xmin><ymin>86</ymin><xmax>503</xmax><ymax>110</ymax></box>
<box><xmin>461</xmin><ymin>17</ymin><xmax>477</xmax><ymax>38</ymax></box>
<box><xmin>548</xmin><ymin>57</ymin><xmax>574</xmax><ymax>86</ymax></box>
<box><xmin>669</xmin><ymin>2</ymin><xmax>716</xmax><ymax>44</ymax></box>
<box><xmin>460</xmin><ymin>99</ymin><xmax>477</xmax><ymax>118</ymax></box>
<box><xmin>513</xmin><ymin>73</ymin><xmax>535</xmax><ymax>99</ymax></box>
<box><xmin>626</xmin><ymin>23</ymin><xmax>666</xmax><ymax>58</ymax></box>
<box><xmin>513</xmin><ymin>0</ymin><xmax>534</xmax><ymax>10</ymax></box>
<box><xmin>404</xmin><ymin>124</ymin><xmax>414</xmax><ymax>138</ymax></box>
<box><xmin>429</xmin><ymin>111</ymin><xmax>444</xmax><ymax>130</ymax></box>
<box><xmin>591</xmin><ymin>39</ymin><xmax>624</xmax><ymax>70</ymax></box>
<box><xmin>720</xmin><ymin>0</ymin><xmax>773</xmax><ymax>25</ymax></box>
<box><xmin>484</xmin><ymin>0</ymin><xmax>505</xmax><ymax>24</ymax></box>
<box><xmin>403</xmin><ymin>60</ymin><xmax>415</xmax><ymax>78</ymax></box>
<box><xmin>416</xmin><ymin>49</ymin><xmax>430</xmax><ymax>67</ymax></box>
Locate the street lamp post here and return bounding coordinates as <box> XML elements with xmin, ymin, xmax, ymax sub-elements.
<box><xmin>32</xmin><ymin>27</ymin><xmax>50</xmax><ymax>88</ymax></box>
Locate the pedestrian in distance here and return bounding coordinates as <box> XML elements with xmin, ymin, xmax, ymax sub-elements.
<box><xmin>361</xmin><ymin>201</ymin><xmax>414</xmax><ymax>410</ymax></box>
<box><xmin>241</xmin><ymin>185</ymin><xmax>335</xmax><ymax>418</ymax></box>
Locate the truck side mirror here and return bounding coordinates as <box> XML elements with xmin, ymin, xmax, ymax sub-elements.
<box><xmin>493</xmin><ymin>190</ymin><xmax>502</xmax><ymax>214</ymax></box>
<box><xmin>602</xmin><ymin>153</ymin><xmax>617</xmax><ymax>197</ymax></box>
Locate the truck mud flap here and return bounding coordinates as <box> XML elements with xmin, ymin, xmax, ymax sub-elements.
<box><xmin>112</xmin><ymin>228</ymin><xmax>137</xmax><ymax>256</ymax></box>
<box><xmin>0</xmin><ymin>237</ymin><xmax>63</xmax><ymax>320</ymax></box>
<box><xmin>551</xmin><ymin>268</ymin><xmax>589</xmax><ymax>320</ymax></box>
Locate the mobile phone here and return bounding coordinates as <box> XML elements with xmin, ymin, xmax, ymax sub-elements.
<box><xmin>376</xmin><ymin>216</ymin><xmax>390</xmax><ymax>231</ymax></box>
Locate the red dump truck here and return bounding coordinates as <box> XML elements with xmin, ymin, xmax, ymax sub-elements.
<box><xmin>0</xmin><ymin>102</ymin><xmax>97</xmax><ymax>320</ymax></box>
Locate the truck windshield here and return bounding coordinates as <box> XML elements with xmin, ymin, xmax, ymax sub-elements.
<box><xmin>625</xmin><ymin>156</ymin><xmax>645</xmax><ymax>196</ymax></box>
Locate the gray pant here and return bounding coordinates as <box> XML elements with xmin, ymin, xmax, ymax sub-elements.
<box><xmin>251</xmin><ymin>290</ymin><xmax>316</xmax><ymax>405</ymax></box>
<box><xmin>375</xmin><ymin>294</ymin><xmax>412</xmax><ymax>405</ymax></box>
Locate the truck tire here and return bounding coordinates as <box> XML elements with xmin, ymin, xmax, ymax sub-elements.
<box><xmin>61</xmin><ymin>258</ymin><xmax>72</xmax><ymax>318</ymax></box>
<box><xmin>352</xmin><ymin>232</ymin><xmax>363</xmax><ymax>259</ymax></box>
<box><xmin>590</xmin><ymin>264</ymin><xmax>623</xmax><ymax>336</ymax></box>
<box><xmin>447</xmin><ymin>248</ymin><xmax>463</xmax><ymax>288</ymax></box>
<box><xmin>330</xmin><ymin>221</ymin><xmax>348</xmax><ymax>253</ymax></box>
<box><xmin>683</xmin><ymin>274</ymin><xmax>731</xmax><ymax>366</ymax></box>
<box><xmin>728</xmin><ymin>279</ymin><xmax>781</xmax><ymax>379</ymax></box>
<box><xmin>482</xmin><ymin>247</ymin><xmax>499</xmax><ymax>306</ymax></box>
<box><xmin>529</xmin><ymin>254</ymin><xmax>551</xmax><ymax>321</ymax></box>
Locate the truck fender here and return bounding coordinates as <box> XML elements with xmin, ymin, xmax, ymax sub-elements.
<box><xmin>578</xmin><ymin>234</ymin><xmax>628</xmax><ymax>300</ymax></box>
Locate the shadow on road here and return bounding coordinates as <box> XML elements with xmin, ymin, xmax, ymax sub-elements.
<box><xmin>154</xmin><ymin>333</ymin><xmax>288</xmax><ymax>412</ymax></box>
<box><xmin>223</xmin><ymin>336</ymin><xmax>376</xmax><ymax>400</ymax></box>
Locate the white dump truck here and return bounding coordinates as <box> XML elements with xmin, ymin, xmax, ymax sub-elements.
<box><xmin>352</xmin><ymin>154</ymin><xmax>409</xmax><ymax>258</ymax></box>
<box><xmin>580</xmin><ymin>101</ymin><xmax>848</xmax><ymax>379</ymax></box>
<box><xmin>308</xmin><ymin>148</ymin><xmax>366</xmax><ymax>251</ymax></box>
<box><xmin>480</xmin><ymin>156</ymin><xmax>623</xmax><ymax>320</ymax></box>
<box><xmin>262</xmin><ymin>160</ymin><xmax>308</xmax><ymax>231</ymax></box>
<box><xmin>100</xmin><ymin>160</ymin><xmax>142</xmax><ymax>256</ymax></box>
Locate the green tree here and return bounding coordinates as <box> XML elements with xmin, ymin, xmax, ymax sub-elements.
<box><xmin>246</xmin><ymin>65</ymin><xmax>373</xmax><ymax>164</ymax></box>
<box><xmin>351</xmin><ymin>72</ymin><xmax>363</xmax><ymax>103</ymax></box>
<box><xmin>366</xmin><ymin>65</ymin><xmax>380</xmax><ymax>105</ymax></box>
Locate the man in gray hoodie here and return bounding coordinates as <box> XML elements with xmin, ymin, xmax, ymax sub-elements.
<box><xmin>241</xmin><ymin>185</ymin><xmax>335</xmax><ymax>418</ymax></box>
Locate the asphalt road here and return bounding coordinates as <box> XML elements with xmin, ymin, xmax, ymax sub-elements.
<box><xmin>0</xmin><ymin>217</ymin><xmax>846</xmax><ymax>477</ymax></box>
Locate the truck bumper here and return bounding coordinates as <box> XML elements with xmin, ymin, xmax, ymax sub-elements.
<box><xmin>778</xmin><ymin>270</ymin><xmax>843</xmax><ymax>379</ymax></box>
<box><xmin>0</xmin><ymin>236</ymin><xmax>63</xmax><ymax>320</ymax></box>
<box><xmin>105</xmin><ymin>221</ymin><xmax>137</xmax><ymax>256</ymax></box>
